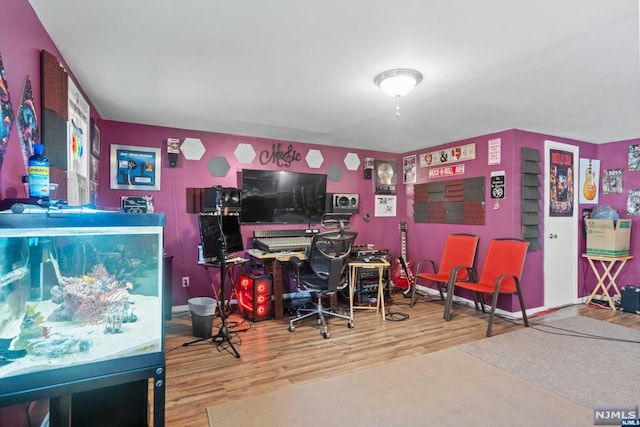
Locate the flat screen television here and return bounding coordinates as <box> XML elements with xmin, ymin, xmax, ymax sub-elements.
<box><xmin>240</xmin><ymin>169</ymin><xmax>327</xmax><ymax>224</ymax></box>
<box><xmin>198</xmin><ymin>214</ymin><xmax>244</xmax><ymax>260</ymax></box>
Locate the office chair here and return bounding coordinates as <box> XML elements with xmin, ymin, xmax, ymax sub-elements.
<box><xmin>288</xmin><ymin>228</ymin><xmax>357</xmax><ymax>339</ymax></box>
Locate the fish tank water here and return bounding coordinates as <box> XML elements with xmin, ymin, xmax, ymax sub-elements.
<box><xmin>0</xmin><ymin>211</ymin><xmax>165</xmax><ymax>405</ymax></box>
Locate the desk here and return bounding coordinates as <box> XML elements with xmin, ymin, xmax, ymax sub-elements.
<box><xmin>246</xmin><ymin>249</ymin><xmax>307</xmax><ymax>319</ymax></box>
<box><xmin>348</xmin><ymin>259</ymin><xmax>390</xmax><ymax>321</ymax></box>
<box><xmin>199</xmin><ymin>258</ymin><xmax>249</xmax><ymax>312</ymax></box>
<box><xmin>583</xmin><ymin>254</ymin><xmax>633</xmax><ymax>310</ymax></box>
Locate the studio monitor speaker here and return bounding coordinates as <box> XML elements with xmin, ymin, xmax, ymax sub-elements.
<box><xmin>203</xmin><ymin>186</ymin><xmax>242</xmax><ymax>213</ymax></box>
<box><xmin>331</xmin><ymin>193</ymin><xmax>359</xmax><ymax>213</ymax></box>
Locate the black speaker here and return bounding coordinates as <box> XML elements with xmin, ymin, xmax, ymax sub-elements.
<box><xmin>203</xmin><ymin>186</ymin><xmax>241</xmax><ymax>213</ymax></box>
<box><xmin>331</xmin><ymin>193</ymin><xmax>359</xmax><ymax>213</ymax></box>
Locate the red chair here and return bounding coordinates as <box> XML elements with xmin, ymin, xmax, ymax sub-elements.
<box><xmin>444</xmin><ymin>238</ymin><xmax>529</xmax><ymax>337</ymax></box>
<box><xmin>411</xmin><ymin>234</ymin><xmax>480</xmax><ymax>309</ymax></box>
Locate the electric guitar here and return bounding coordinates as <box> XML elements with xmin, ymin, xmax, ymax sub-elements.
<box><xmin>583</xmin><ymin>159</ymin><xmax>597</xmax><ymax>201</ymax></box>
<box><xmin>392</xmin><ymin>220</ymin><xmax>414</xmax><ymax>296</ymax></box>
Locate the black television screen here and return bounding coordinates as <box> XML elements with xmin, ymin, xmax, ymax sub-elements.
<box><xmin>198</xmin><ymin>214</ymin><xmax>244</xmax><ymax>260</ymax></box>
<box><xmin>240</xmin><ymin>169</ymin><xmax>327</xmax><ymax>224</ymax></box>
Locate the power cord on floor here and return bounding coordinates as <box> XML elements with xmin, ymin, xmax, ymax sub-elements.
<box><xmin>385</xmin><ymin>289</ymin><xmax>410</xmax><ymax>321</ymax></box>
<box><xmin>489</xmin><ymin>303</ymin><xmax>640</xmax><ymax>345</ymax></box>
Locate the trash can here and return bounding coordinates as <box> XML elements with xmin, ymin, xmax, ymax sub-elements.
<box><xmin>188</xmin><ymin>297</ymin><xmax>217</xmax><ymax>338</ymax></box>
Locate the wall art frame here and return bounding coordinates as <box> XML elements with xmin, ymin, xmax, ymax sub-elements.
<box><xmin>110</xmin><ymin>144</ymin><xmax>161</xmax><ymax>191</ymax></box>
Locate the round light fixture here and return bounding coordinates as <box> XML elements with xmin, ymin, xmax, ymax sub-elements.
<box><xmin>374</xmin><ymin>68</ymin><xmax>422</xmax><ymax>116</ymax></box>
<box><xmin>374</xmin><ymin>68</ymin><xmax>423</xmax><ymax>97</ymax></box>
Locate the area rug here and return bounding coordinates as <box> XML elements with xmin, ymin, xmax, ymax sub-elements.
<box><xmin>206</xmin><ymin>346</ymin><xmax>592</xmax><ymax>427</ymax></box>
<box><xmin>458</xmin><ymin>315</ymin><xmax>640</xmax><ymax>408</ymax></box>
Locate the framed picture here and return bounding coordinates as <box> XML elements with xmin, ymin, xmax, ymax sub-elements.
<box><xmin>403</xmin><ymin>155</ymin><xmax>417</xmax><ymax>184</ymax></box>
<box><xmin>374</xmin><ymin>160</ymin><xmax>397</xmax><ymax>194</ymax></box>
<box><xmin>110</xmin><ymin>144</ymin><xmax>161</xmax><ymax>191</ymax></box>
<box><xmin>91</xmin><ymin>118</ymin><xmax>101</xmax><ymax>157</ymax></box>
<box><xmin>90</xmin><ymin>154</ymin><xmax>99</xmax><ymax>182</ymax></box>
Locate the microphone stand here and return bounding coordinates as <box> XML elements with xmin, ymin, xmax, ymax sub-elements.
<box><xmin>183</xmin><ymin>215</ymin><xmax>240</xmax><ymax>359</ymax></box>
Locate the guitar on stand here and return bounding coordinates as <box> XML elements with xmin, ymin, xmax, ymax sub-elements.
<box><xmin>392</xmin><ymin>220</ymin><xmax>414</xmax><ymax>297</ymax></box>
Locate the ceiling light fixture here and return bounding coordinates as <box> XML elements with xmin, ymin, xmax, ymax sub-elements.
<box><xmin>374</xmin><ymin>68</ymin><xmax>423</xmax><ymax>117</ymax></box>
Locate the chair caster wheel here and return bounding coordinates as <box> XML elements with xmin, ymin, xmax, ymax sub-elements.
<box><xmin>348</xmin><ymin>321</ymin><xmax>354</xmax><ymax>329</ymax></box>
<box><xmin>288</xmin><ymin>325</ymin><xmax>295</xmax><ymax>332</ymax></box>
<box><xmin>322</xmin><ymin>331</ymin><xmax>330</xmax><ymax>339</ymax></box>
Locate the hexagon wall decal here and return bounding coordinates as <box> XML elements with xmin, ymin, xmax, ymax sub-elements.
<box><xmin>327</xmin><ymin>164</ymin><xmax>343</xmax><ymax>182</ymax></box>
<box><xmin>305</xmin><ymin>149</ymin><xmax>324</xmax><ymax>169</ymax></box>
<box><xmin>208</xmin><ymin>156</ymin><xmax>230</xmax><ymax>177</ymax></box>
<box><xmin>344</xmin><ymin>152</ymin><xmax>361</xmax><ymax>171</ymax></box>
<box><xmin>234</xmin><ymin>143</ymin><xmax>256</xmax><ymax>164</ymax></box>
<box><xmin>180</xmin><ymin>137</ymin><xmax>206</xmax><ymax>160</ymax></box>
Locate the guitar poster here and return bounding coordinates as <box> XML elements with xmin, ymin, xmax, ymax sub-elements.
<box><xmin>578</xmin><ymin>158</ymin><xmax>599</xmax><ymax>204</ymax></box>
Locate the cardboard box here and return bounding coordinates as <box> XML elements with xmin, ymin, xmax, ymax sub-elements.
<box><xmin>585</xmin><ymin>219</ymin><xmax>632</xmax><ymax>256</ymax></box>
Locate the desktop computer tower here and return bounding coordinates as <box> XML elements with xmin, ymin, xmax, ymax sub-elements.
<box><xmin>238</xmin><ymin>274</ymin><xmax>273</xmax><ymax>321</ymax></box>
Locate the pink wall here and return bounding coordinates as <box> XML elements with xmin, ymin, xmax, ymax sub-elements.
<box><xmin>594</xmin><ymin>138</ymin><xmax>640</xmax><ymax>288</ymax></box>
<box><xmin>2</xmin><ymin>0</ymin><xmax>637</xmax><ymax>314</ymax></box>
<box><xmin>100</xmin><ymin>121</ymin><xmax>404</xmax><ymax>303</ymax></box>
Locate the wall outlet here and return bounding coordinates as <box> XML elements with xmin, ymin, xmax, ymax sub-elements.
<box><xmin>181</xmin><ymin>276</ymin><xmax>190</xmax><ymax>287</ymax></box>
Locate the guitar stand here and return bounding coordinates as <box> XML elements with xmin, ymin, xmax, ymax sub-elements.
<box><xmin>183</xmin><ymin>234</ymin><xmax>241</xmax><ymax>359</ymax></box>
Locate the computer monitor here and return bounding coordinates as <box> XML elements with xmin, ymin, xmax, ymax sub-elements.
<box><xmin>198</xmin><ymin>214</ymin><xmax>244</xmax><ymax>260</ymax></box>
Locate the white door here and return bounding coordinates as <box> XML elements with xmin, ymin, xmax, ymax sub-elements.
<box><xmin>544</xmin><ymin>140</ymin><xmax>578</xmax><ymax>308</ymax></box>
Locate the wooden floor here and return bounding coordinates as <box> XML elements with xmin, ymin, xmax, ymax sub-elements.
<box><xmin>162</xmin><ymin>292</ymin><xmax>640</xmax><ymax>426</ymax></box>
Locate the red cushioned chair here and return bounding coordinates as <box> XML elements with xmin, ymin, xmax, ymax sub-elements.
<box><xmin>411</xmin><ymin>234</ymin><xmax>480</xmax><ymax>312</ymax></box>
<box><xmin>444</xmin><ymin>238</ymin><xmax>530</xmax><ymax>337</ymax></box>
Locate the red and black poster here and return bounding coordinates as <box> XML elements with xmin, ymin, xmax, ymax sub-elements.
<box><xmin>549</xmin><ymin>149</ymin><xmax>574</xmax><ymax>217</ymax></box>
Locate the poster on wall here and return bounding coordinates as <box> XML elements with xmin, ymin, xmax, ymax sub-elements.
<box><xmin>374</xmin><ymin>160</ymin><xmax>397</xmax><ymax>194</ymax></box>
<box><xmin>374</xmin><ymin>195</ymin><xmax>396</xmax><ymax>217</ymax></box>
<box><xmin>578</xmin><ymin>158</ymin><xmax>599</xmax><ymax>204</ymax></box>
<box><xmin>629</xmin><ymin>145</ymin><xmax>640</xmax><ymax>171</ymax></box>
<box><xmin>549</xmin><ymin>149</ymin><xmax>574</xmax><ymax>217</ymax></box>
<box><xmin>0</xmin><ymin>52</ymin><xmax>14</xmax><ymax>169</ymax></box>
<box><xmin>403</xmin><ymin>155</ymin><xmax>416</xmax><ymax>184</ymax></box>
<box><xmin>602</xmin><ymin>169</ymin><xmax>623</xmax><ymax>194</ymax></box>
<box><xmin>17</xmin><ymin>76</ymin><xmax>38</xmax><ymax>172</ymax></box>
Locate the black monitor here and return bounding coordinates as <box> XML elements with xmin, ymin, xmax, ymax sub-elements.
<box><xmin>198</xmin><ymin>214</ymin><xmax>244</xmax><ymax>260</ymax></box>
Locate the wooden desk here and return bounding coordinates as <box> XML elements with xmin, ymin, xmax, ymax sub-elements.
<box><xmin>246</xmin><ymin>249</ymin><xmax>307</xmax><ymax>319</ymax></box>
<box><xmin>348</xmin><ymin>259</ymin><xmax>390</xmax><ymax>321</ymax></box>
<box><xmin>198</xmin><ymin>258</ymin><xmax>249</xmax><ymax>312</ymax></box>
<box><xmin>583</xmin><ymin>254</ymin><xmax>633</xmax><ymax>310</ymax></box>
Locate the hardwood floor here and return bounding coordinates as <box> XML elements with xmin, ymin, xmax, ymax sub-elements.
<box><xmin>162</xmin><ymin>292</ymin><xmax>640</xmax><ymax>426</ymax></box>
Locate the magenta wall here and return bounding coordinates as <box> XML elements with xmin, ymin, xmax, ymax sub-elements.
<box><xmin>100</xmin><ymin>121</ymin><xmax>404</xmax><ymax>303</ymax></box>
<box><xmin>594</xmin><ymin>138</ymin><xmax>640</xmax><ymax>288</ymax></box>
<box><xmin>2</xmin><ymin>0</ymin><xmax>636</xmax><ymax>314</ymax></box>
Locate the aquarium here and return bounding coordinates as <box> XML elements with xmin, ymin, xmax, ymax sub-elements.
<box><xmin>0</xmin><ymin>212</ymin><xmax>165</xmax><ymax>404</ymax></box>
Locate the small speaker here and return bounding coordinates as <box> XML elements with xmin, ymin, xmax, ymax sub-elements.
<box><xmin>238</xmin><ymin>275</ymin><xmax>272</xmax><ymax>322</ymax></box>
<box><xmin>331</xmin><ymin>193</ymin><xmax>359</xmax><ymax>213</ymax></box>
<box><xmin>203</xmin><ymin>186</ymin><xmax>242</xmax><ymax>213</ymax></box>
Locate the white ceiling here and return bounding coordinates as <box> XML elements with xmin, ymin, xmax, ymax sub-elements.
<box><xmin>29</xmin><ymin>0</ymin><xmax>640</xmax><ymax>154</ymax></box>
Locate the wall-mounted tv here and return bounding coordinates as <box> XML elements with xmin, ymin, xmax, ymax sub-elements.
<box><xmin>240</xmin><ymin>169</ymin><xmax>327</xmax><ymax>224</ymax></box>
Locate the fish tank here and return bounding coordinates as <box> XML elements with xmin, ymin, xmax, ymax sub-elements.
<box><xmin>0</xmin><ymin>211</ymin><xmax>165</xmax><ymax>405</ymax></box>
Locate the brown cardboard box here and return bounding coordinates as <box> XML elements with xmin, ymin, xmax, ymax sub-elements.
<box><xmin>585</xmin><ymin>219</ymin><xmax>632</xmax><ymax>256</ymax></box>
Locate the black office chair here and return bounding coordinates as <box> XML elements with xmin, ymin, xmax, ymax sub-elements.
<box><xmin>288</xmin><ymin>228</ymin><xmax>357</xmax><ymax>339</ymax></box>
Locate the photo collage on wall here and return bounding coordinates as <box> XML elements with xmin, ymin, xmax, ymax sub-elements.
<box><xmin>628</xmin><ymin>145</ymin><xmax>640</xmax><ymax>215</ymax></box>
